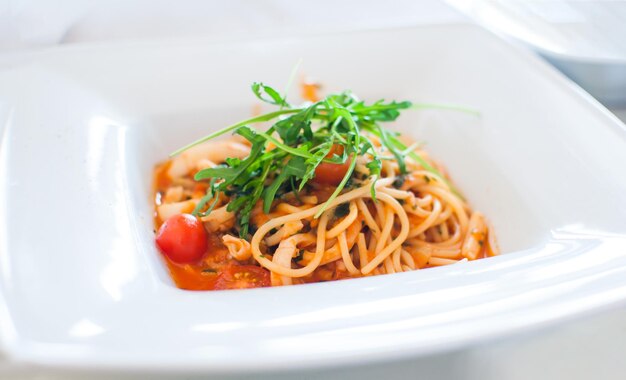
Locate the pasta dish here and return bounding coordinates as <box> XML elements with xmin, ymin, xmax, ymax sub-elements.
<box><xmin>153</xmin><ymin>81</ymin><xmax>498</xmax><ymax>290</ymax></box>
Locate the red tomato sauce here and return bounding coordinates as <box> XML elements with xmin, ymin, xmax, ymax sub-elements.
<box><xmin>154</xmin><ymin>161</ymin><xmax>270</xmax><ymax>291</ymax></box>
<box><xmin>163</xmin><ymin>233</ymin><xmax>237</xmax><ymax>290</ymax></box>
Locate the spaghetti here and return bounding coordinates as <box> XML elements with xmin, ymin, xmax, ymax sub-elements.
<box><xmin>153</xmin><ymin>82</ymin><xmax>498</xmax><ymax>290</ymax></box>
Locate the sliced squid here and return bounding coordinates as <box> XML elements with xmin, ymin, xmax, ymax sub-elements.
<box><xmin>461</xmin><ymin>211</ymin><xmax>487</xmax><ymax>260</ymax></box>
<box><xmin>271</xmin><ymin>238</ymin><xmax>297</xmax><ymax>286</ymax></box>
<box><xmin>163</xmin><ymin>186</ymin><xmax>184</xmax><ymax>203</ymax></box>
<box><xmin>201</xmin><ymin>205</ymin><xmax>235</xmax><ymax>232</ymax></box>
<box><xmin>157</xmin><ymin>200</ymin><xmax>196</xmax><ymax>222</ymax></box>
<box><xmin>222</xmin><ymin>235</ymin><xmax>252</xmax><ymax>261</ymax></box>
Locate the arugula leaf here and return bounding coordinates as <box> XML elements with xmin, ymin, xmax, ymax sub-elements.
<box><xmin>194</xmin><ymin>126</ymin><xmax>265</xmax><ymax>182</ymax></box>
<box><xmin>386</xmin><ymin>134</ymin><xmax>464</xmax><ymax>199</ymax></box>
<box><xmin>237</xmin><ymin>161</ymin><xmax>272</xmax><ymax>237</ymax></box>
<box><xmin>374</xmin><ymin>123</ymin><xmax>406</xmax><ymax>174</ymax></box>
<box><xmin>173</xmin><ymin>80</ymin><xmax>474</xmax><ymax>234</ymax></box>
<box><xmin>252</xmin><ymin>82</ymin><xmax>290</xmax><ymax>107</ymax></box>
<box><xmin>314</xmin><ymin>106</ymin><xmax>360</xmax><ymax>218</ymax></box>
<box><xmin>262</xmin><ymin>156</ymin><xmax>306</xmax><ymax>213</ymax></box>
<box><xmin>192</xmin><ymin>178</ymin><xmax>218</xmax><ymax>217</ymax></box>
<box><xmin>274</xmin><ymin>105</ymin><xmax>317</xmax><ymax>145</ymax></box>
<box><xmin>170</xmin><ymin>108</ymin><xmax>299</xmax><ymax>156</ymax></box>
<box><xmin>299</xmin><ymin>141</ymin><xmax>332</xmax><ymax>190</ymax></box>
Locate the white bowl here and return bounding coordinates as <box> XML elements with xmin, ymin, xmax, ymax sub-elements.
<box><xmin>449</xmin><ymin>1</ymin><xmax>626</xmax><ymax>107</ymax></box>
<box><xmin>1</xmin><ymin>24</ymin><xmax>626</xmax><ymax>375</ymax></box>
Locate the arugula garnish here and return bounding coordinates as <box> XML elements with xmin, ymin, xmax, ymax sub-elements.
<box><xmin>174</xmin><ymin>81</ymin><xmax>470</xmax><ymax>237</ymax></box>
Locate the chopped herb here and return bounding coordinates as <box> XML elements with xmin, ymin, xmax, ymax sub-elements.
<box><xmin>334</xmin><ymin>202</ymin><xmax>351</xmax><ymax>218</ymax></box>
<box><xmin>201</xmin><ymin>268</ymin><xmax>217</xmax><ymax>274</ymax></box>
<box><xmin>392</xmin><ymin>175</ymin><xmax>405</xmax><ymax>189</ymax></box>
<box><xmin>424</xmin><ymin>175</ymin><xmax>431</xmax><ymax>184</ymax></box>
<box><xmin>248</xmin><ymin>222</ymin><xmax>258</xmax><ymax>235</ymax></box>
<box><xmin>269</xmin><ymin>228</ymin><xmax>278</xmax><ymax>235</ymax></box>
<box><xmin>344</xmin><ymin>176</ymin><xmax>355</xmax><ymax>189</ymax></box>
<box><xmin>259</xmin><ymin>254</ymin><xmax>266</xmax><ymax>259</ymax></box>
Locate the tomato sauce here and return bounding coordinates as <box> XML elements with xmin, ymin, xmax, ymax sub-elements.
<box><xmin>164</xmin><ymin>233</ymin><xmax>236</xmax><ymax>290</ymax></box>
<box><xmin>155</xmin><ymin>162</ymin><xmax>234</xmax><ymax>290</ymax></box>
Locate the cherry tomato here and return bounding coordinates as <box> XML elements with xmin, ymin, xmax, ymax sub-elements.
<box><xmin>156</xmin><ymin>213</ymin><xmax>208</xmax><ymax>264</ymax></box>
<box><xmin>214</xmin><ymin>264</ymin><xmax>270</xmax><ymax>290</ymax></box>
<box><xmin>313</xmin><ymin>144</ymin><xmax>351</xmax><ymax>186</ymax></box>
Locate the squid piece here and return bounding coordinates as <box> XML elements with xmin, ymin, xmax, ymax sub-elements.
<box><xmin>157</xmin><ymin>200</ymin><xmax>196</xmax><ymax>222</ymax></box>
<box><xmin>486</xmin><ymin>221</ymin><xmax>500</xmax><ymax>257</ymax></box>
<box><xmin>222</xmin><ymin>235</ymin><xmax>252</xmax><ymax>261</ymax></box>
<box><xmin>271</xmin><ymin>238</ymin><xmax>297</xmax><ymax>286</ymax></box>
<box><xmin>461</xmin><ymin>212</ymin><xmax>487</xmax><ymax>260</ymax></box>
<box><xmin>201</xmin><ymin>205</ymin><xmax>235</xmax><ymax>232</ymax></box>
<box><xmin>163</xmin><ymin>186</ymin><xmax>184</xmax><ymax>203</ymax></box>
<box><xmin>195</xmin><ymin>158</ymin><xmax>217</xmax><ymax>172</ymax></box>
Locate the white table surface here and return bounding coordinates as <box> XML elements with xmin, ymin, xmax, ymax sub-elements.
<box><xmin>0</xmin><ymin>1</ymin><xmax>625</xmax><ymax>379</ymax></box>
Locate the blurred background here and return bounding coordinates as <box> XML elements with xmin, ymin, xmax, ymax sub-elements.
<box><xmin>1</xmin><ymin>0</ymin><xmax>624</xmax><ymax>117</ymax></box>
<box><xmin>1</xmin><ymin>1</ymin><xmax>625</xmax><ymax>379</ymax></box>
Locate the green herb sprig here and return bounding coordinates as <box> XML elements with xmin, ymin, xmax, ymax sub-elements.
<box><xmin>174</xmin><ymin>82</ymin><xmax>469</xmax><ymax>237</ymax></box>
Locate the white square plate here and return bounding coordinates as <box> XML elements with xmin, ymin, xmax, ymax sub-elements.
<box><xmin>1</xmin><ymin>24</ymin><xmax>626</xmax><ymax>374</ymax></box>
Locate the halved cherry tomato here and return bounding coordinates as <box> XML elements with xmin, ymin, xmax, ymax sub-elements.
<box><xmin>313</xmin><ymin>144</ymin><xmax>351</xmax><ymax>186</ymax></box>
<box><xmin>214</xmin><ymin>264</ymin><xmax>270</xmax><ymax>290</ymax></box>
<box><xmin>156</xmin><ymin>213</ymin><xmax>208</xmax><ymax>264</ymax></box>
